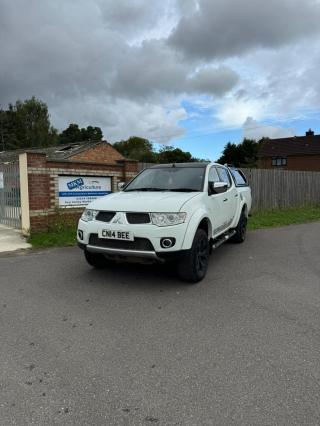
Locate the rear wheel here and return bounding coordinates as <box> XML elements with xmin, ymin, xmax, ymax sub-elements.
<box><xmin>177</xmin><ymin>229</ymin><xmax>209</xmax><ymax>283</ymax></box>
<box><xmin>231</xmin><ymin>210</ymin><xmax>247</xmax><ymax>243</ymax></box>
<box><xmin>84</xmin><ymin>250</ymin><xmax>108</xmax><ymax>269</ymax></box>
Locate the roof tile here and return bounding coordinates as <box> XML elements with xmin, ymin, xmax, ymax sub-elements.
<box><xmin>258</xmin><ymin>134</ymin><xmax>320</xmax><ymax>157</ymax></box>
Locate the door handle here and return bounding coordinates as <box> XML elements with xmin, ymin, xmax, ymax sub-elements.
<box><xmin>223</xmin><ymin>198</ymin><xmax>228</xmax><ymax>202</ymax></box>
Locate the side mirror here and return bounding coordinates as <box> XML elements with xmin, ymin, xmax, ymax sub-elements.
<box><xmin>118</xmin><ymin>182</ymin><xmax>126</xmax><ymax>191</ymax></box>
<box><xmin>208</xmin><ymin>181</ymin><xmax>228</xmax><ymax>195</ymax></box>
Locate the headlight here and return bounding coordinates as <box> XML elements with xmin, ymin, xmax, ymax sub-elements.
<box><xmin>151</xmin><ymin>212</ymin><xmax>187</xmax><ymax>227</ymax></box>
<box><xmin>81</xmin><ymin>209</ymin><xmax>99</xmax><ymax>222</ymax></box>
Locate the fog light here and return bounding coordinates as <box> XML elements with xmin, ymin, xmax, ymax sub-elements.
<box><xmin>78</xmin><ymin>230</ymin><xmax>84</xmax><ymax>240</ymax></box>
<box><xmin>160</xmin><ymin>238</ymin><xmax>175</xmax><ymax>249</ymax></box>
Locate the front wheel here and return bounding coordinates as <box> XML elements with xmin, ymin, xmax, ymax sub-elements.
<box><xmin>84</xmin><ymin>250</ymin><xmax>108</xmax><ymax>269</ymax></box>
<box><xmin>177</xmin><ymin>229</ymin><xmax>209</xmax><ymax>283</ymax></box>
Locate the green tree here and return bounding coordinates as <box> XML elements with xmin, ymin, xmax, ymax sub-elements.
<box><xmin>1</xmin><ymin>97</ymin><xmax>58</xmax><ymax>150</ymax></box>
<box><xmin>113</xmin><ymin>136</ymin><xmax>156</xmax><ymax>162</ymax></box>
<box><xmin>59</xmin><ymin>124</ymin><xmax>103</xmax><ymax>144</ymax></box>
<box><xmin>113</xmin><ymin>136</ymin><xmax>207</xmax><ymax>163</ymax></box>
<box><xmin>59</xmin><ymin>123</ymin><xmax>82</xmax><ymax>144</ymax></box>
<box><xmin>82</xmin><ymin>125</ymin><xmax>103</xmax><ymax>141</ymax></box>
<box><xmin>217</xmin><ymin>139</ymin><xmax>259</xmax><ymax>167</ymax></box>
<box><xmin>239</xmin><ymin>138</ymin><xmax>260</xmax><ymax>167</ymax></box>
<box><xmin>0</xmin><ymin>107</ymin><xmax>18</xmax><ymax>150</ymax></box>
<box><xmin>157</xmin><ymin>146</ymin><xmax>193</xmax><ymax>163</ymax></box>
<box><xmin>216</xmin><ymin>142</ymin><xmax>239</xmax><ymax>165</ymax></box>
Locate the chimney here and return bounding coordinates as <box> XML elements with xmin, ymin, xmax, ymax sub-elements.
<box><xmin>306</xmin><ymin>129</ymin><xmax>314</xmax><ymax>136</ymax></box>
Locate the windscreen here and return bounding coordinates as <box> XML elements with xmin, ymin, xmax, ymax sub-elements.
<box><xmin>124</xmin><ymin>167</ymin><xmax>206</xmax><ymax>192</ymax></box>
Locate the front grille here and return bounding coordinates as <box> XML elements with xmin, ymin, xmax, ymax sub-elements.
<box><xmin>126</xmin><ymin>213</ymin><xmax>150</xmax><ymax>224</ymax></box>
<box><xmin>89</xmin><ymin>234</ymin><xmax>154</xmax><ymax>251</ymax></box>
<box><xmin>96</xmin><ymin>211</ymin><xmax>115</xmax><ymax>222</ymax></box>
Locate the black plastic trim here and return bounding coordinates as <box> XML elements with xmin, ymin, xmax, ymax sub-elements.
<box><xmin>126</xmin><ymin>212</ymin><xmax>151</xmax><ymax>224</ymax></box>
<box><xmin>156</xmin><ymin>249</ymin><xmax>189</xmax><ymax>262</ymax></box>
<box><xmin>96</xmin><ymin>211</ymin><xmax>116</xmax><ymax>222</ymax></box>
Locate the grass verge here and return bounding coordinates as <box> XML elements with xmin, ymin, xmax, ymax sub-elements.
<box><xmin>248</xmin><ymin>205</ymin><xmax>320</xmax><ymax>230</ymax></box>
<box><xmin>27</xmin><ymin>206</ymin><xmax>320</xmax><ymax>248</ymax></box>
<box><xmin>28</xmin><ymin>225</ymin><xmax>77</xmax><ymax>249</ymax></box>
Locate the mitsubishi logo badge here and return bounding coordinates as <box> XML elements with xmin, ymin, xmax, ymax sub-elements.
<box><xmin>112</xmin><ymin>212</ymin><xmax>125</xmax><ymax>224</ymax></box>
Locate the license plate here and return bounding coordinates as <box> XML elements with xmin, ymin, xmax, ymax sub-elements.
<box><xmin>98</xmin><ymin>229</ymin><xmax>134</xmax><ymax>241</ymax></box>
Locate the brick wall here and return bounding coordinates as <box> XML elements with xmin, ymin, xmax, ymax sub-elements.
<box><xmin>258</xmin><ymin>155</ymin><xmax>320</xmax><ymax>171</ymax></box>
<box><xmin>70</xmin><ymin>142</ymin><xmax>124</xmax><ymax>164</ymax></box>
<box><xmin>25</xmin><ymin>152</ymin><xmax>138</xmax><ymax>233</ymax></box>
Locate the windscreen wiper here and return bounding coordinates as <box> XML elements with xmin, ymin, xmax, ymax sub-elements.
<box><xmin>125</xmin><ymin>187</ymin><xmax>168</xmax><ymax>192</ymax></box>
<box><xmin>168</xmin><ymin>188</ymin><xmax>199</xmax><ymax>192</ymax></box>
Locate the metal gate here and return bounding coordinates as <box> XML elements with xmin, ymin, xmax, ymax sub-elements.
<box><xmin>0</xmin><ymin>161</ymin><xmax>21</xmax><ymax>228</ymax></box>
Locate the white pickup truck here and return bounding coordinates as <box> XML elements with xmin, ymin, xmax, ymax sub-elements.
<box><xmin>77</xmin><ymin>163</ymin><xmax>252</xmax><ymax>282</ymax></box>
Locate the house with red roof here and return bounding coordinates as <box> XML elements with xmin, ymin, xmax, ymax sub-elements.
<box><xmin>258</xmin><ymin>130</ymin><xmax>320</xmax><ymax>171</ymax></box>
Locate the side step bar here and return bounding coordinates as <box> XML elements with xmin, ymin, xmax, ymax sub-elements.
<box><xmin>211</xmin><ymin>230</ymin><xmax>236</xmax><ymax>251</ymax></box>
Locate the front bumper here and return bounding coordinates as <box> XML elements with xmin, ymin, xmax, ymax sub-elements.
<box><xmin>77</xmin><ymin>218</ymin><xmax>188</xmax><ymax>261</ymax></box>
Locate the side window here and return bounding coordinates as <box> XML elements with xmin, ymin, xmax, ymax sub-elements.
<box><xmin>217</xmin><ymin>167</ymin><xmax>232</xmax><ymax>188</ymax></box>
<box><xmin>230</xmin><ymin>169</ymin><xmax>247</xmax><ymax>186</ymax></box>
<box><xmin>208</xmin><ymin>167</ymin><xmax>220</xmax><ymax>183</ymax></box>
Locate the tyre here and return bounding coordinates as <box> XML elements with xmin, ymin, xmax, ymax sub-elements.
<box><xmin>231</xmin><ymin>210</ymin><xmax>247</xmax><ymax>243</ymax></box>
<box><xmin>177</xmin><ymin>228</ymin><xmax>209</xmax><ymax>283</ymax></box>
<box><xmin>84</xmin><ymin>249</ymin><xmax>108</xmax><ymax>269</ymax></box>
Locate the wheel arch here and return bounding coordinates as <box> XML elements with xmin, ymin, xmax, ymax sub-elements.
<box><xmin>242</xmin><ymin>203</ymin><xmax>248</xmax><ymax>217</ymax></box>
<box><xmin>181</xmin><ymin>210</ymin><xmax>212</xmax><ymax>250</ymax></box>
<box><xmin>197</xmin><ymin>217</ymin><xmax>212</xmax><ymax>237</ymax></box>
<box><xmin>230</xmin><ymin>201</ymin><xmax>248</xmax><ymax>229</ymax></box>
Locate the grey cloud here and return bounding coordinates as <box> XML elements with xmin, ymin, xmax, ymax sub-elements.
<box><xmin>110</xmin><ymin>41</ymin><xmax>188</xmax><ymax>99</ymax></box>
<box><xmin>243</xmin><ymin>117</ymin><xmax>295</xmax><ymax>140</ymax></box>
<box><xmin>174</xmin><ymin>0</ymin><xmax>199</xmax><ymax>17</ymax></box>
<box><xmin>234</xmin><ymin>89</ymin><xmax>249</xmax><ymax>100</ymax></box>
<box><xmin>237</xmin><ymin>39</ymin><xmax>320</xmax><ymax>119</ymax></box>
<box><xmin>2</xmin><ymin>0</ymin><xmax>319</xmax><ymax>145</ymax></box>
<box><xmin>0</xmin><ymin>0</ymin><xmax>125</xmax><ymax>104</ymax></box>
<box><xmin>188</xmin><ymin>66</ymin><xmax>239</xmax><ymax>95</ymax></box>
<box><xmin>110</xmin><ymin>41</ymin><xmax>238</xmax><ymax>99</ymax></box>
<box><xmin>51</xmin><ymin>96</ymin><xmax>187</xmax><ymax>143</ymax></box>
<box><xmin>97</xmin><ymin>0</ymin><xmax>171</xmax><ymax>38</ymax></box>
<box><xmin>169</xmin><ymin>0</ymin><xmax>320</xmax><ymax>60</ymax></box>
<box><xmin>0</xmin><ymin>0</ymin><xmax>237</xmax><ymax>107</ymax></box>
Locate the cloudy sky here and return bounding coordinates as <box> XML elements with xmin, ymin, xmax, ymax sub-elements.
<box><xmin>1</xmin><ymin>0</ymin><xmax>320</xmax><ymax>159</ymax></box>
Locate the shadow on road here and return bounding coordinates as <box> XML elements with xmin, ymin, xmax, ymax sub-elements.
<box><xmin>75</xmin><ymin>242</ymin><xmax>235</xmax><ymax>293</ymax></box>
<box><xmin>79</xmin><ymin>260</ymin><xmax>187</xmax><ymax>291</ymax></box>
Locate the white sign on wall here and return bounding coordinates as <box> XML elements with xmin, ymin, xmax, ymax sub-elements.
<box><xmin>0</xmin><ymin>172</ymin><xmax>4</xmax><ymax>189</ymax></box>
<box><xmin>58</xmin><ymin>176</ymin><xmax>111</xmax><ymax>207</ymax></box>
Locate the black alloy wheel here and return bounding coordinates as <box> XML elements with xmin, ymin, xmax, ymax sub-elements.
<box><xmin>177</xmin><ymin>228</ymin><xmax>209</xmax><ymax>283</ymax></box>
<box><xmin>231</xmin><ymin>210</ymin><xmax>247</xmax><ymax>243</ymax></box>
<box><xmin>84</xmin><ymin>249</ymin><xmax>108</xmax><ymax>269</ymax></box>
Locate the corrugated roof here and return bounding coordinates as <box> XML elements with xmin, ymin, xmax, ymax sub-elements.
<box><xmin>0</xmin><ymin>141</ymin><xmax>119</xmax><ymax>163</ymax></box>
<box><xmin>258</xmin><ymin>134</ymin><xmax>320</xmax><ymax>157</ymax></box>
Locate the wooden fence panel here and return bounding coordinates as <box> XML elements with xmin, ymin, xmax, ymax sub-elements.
<box><xmin>244</xmin><ymin>168</ymin><xmax>320</xmax><ymax>210</ymax></box>
<box><xmin>137</xmin><ymin>163</ymin><xmax>320</xmax><ymax>211</ymax></box>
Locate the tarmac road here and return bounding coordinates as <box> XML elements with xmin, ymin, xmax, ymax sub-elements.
<box><xmin>0</xmin><ymin>222</ymin><xmax>320</xmax><ymax>425</ymax></box>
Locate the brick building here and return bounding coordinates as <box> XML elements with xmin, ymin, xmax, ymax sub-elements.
<box><xmin>0</xmin><ymin>141</ymin><xmax>138</xmax><ymax>233</ymax></box>
<box><xmin>258</xmin><ymin>130</ymin><xmax>320</xmax><ymax>171</ymax></box>
<box><xmin>0</xmin><ymin>140</ymin><xmax>126</xmax><ymax>165</ymax></box>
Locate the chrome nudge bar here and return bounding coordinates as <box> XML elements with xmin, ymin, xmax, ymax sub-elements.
<box><xmin>86</xmin><ymin>245</ymin><xmax>158</xmax><ymax>259</ymax></box>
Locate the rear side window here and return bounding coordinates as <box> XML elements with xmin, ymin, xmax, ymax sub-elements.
<box><xmin>230</xmin><ymin>169</ymin><xmax>247</xmax><ymax>186</ymax></box>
